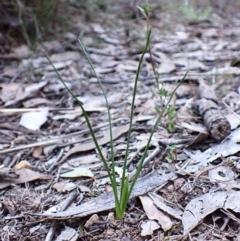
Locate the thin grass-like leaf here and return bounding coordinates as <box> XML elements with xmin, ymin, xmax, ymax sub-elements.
<box><xmin>77</xmin><ymin>40</ymin><xmax>119</xmax><ymax>207</ymax></box>
<box><xmin>120</xmin><ymin>28</ymin><xmax>152</xmax><ymax>207</ymax></box>
<box><xmin>118</xmin><ymin>175</ymin><xmax>129</xmax><ymax>219</ymax></box>
<box><xmin>44</xmin><ymin>52</ymin><xmax>119</xmax><ymax>207</ymax></box>
<box><xmin>127</xmin><ymin>71</ymin><xmax>189</xmax><ymax>202</ymax></box>
<box><xmin>45</xmin><ymin>22</ymin><xmax>186</xmax><ymax>219</ymax></box>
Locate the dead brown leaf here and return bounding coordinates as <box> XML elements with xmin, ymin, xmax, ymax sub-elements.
<box><xmin>139</xmin><ymin>195</ymin><xmax>172</xmax><ymax>231</ymax></box>
<box><xmin>0</xmin><ymin>168</ymin><xmax>53</xmax><ymax>190</ymax></box>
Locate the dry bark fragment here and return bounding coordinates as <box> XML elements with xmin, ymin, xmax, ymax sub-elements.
<box><xmin>43</xmin><ymin>172</ymin><xmax>176</xmax><ymax>218</ymax></box>
<box><xmin>192</xmin><ymin>79</ymin><xmax>231</xmax><ymax>141</ymax></box>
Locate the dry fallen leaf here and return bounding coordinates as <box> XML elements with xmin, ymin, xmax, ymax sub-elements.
<box><xmin>60</xmin><ymin>167</ymin><xmax>94</xmax><ymax>178</ymax></box>
<box><xmin>32</xmin><ymin>146</ymin><xmax>43</xmax><ymax>159</ymax></box>
<box><xmin>84</xmin><ymin>214</ymin><xmax>99</xmax><ymax>229</ymax></box>
<box><xmin>148</xmin><ymin>192</ymin><xmax>183</xmax><ymax>220</ymax></box>
<box><xmin>225</xmin><ymin>113</ymin><xmax>240</xmax><ymax>130</ymax></box>
<box><xmin>139</xmin><ymin>195</ymin><xmax>172</xmax><ymax>231</ymax></box>
<box><xmin>14</xmin><ymin>160</ymin><xmax>32</xmax><ymax>170</ymax></box>
<box><xmin>0</xmin><ymin>83</ymin><xmax>24</xmax><ymax>102</ymax></box>
<box><xmin>0</xmin><ymin>168</ymin><xmax>53</xmax><ymax>190</ymax></box>
<box><xmin>59</xmin><ymin>121</ymin><xmax>136</xmax><ymax>164</ymax></box>
<box><xmin>178</xmin><ymin>121</ymin><xmax>208</xmax><ymax>134</ymax></box>
<box><xmin>184</xmin><ymin>127</ymin><xmax>240</xmax><ymax>173</ymax></box>
<box><xmin>55</xmin><ymin>226</ymin><xmax>78</xmax><ymax>241</ymax></box>
<box><xmin>19</xmin><ymin>108</ymin><xmax>48</xmax><ymax>131</ymax></box>
<box><xmin>183</xmin><ymin>192</ymin><xmax>222</xmax><ymax>234</ymax></box>
<box><xmin>141</xmin><ymin>220</ymin><xmax>160</xmax><ymax>236</ymax></box>
<box><xmin>181</xmin><ymin>191</ymin><xmax>240</xmax><ymax>235</ymax></box>
<box><xmin>43</xmin><ymin>81</ymin><xmax>72</xmax><ymax>93</ymax></box>
<box><xmin>22</xmin><ymin>97</ymin><xmax>53</xmax><ymax>108</ymax></box>
<box><xmin>53</xmin><ymin>181</ymin><xmax>76</xmax><ymax>193</ymax></box>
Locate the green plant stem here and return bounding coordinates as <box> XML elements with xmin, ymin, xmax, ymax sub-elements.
<box><xmin>44</xmin><ymin>52</ymin><xmax>119</xmax><ymax>208</ymax></box>
<box><xmin>127</xmin><ymin>71</ymin><xmax>188</xmax><ymax>202</ymax></box>
<box><xmin>78</xmin><ymin>40</ymin><xmax>117</xmax><ymax>193</ymax></box>
<box><xmin>119</xmin><ymin>28</ymin><xmax>152</xmax><ymax>215</ymax></box>
<box><xmin>45</xmin><ymin>24</ymin><xmax>187</xmax><ymax>220</ymax></box>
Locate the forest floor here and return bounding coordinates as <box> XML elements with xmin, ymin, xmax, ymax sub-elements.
<box><xmin>1</xmin><ymin>1</ymin><xmax>240</xmax><ymax>240</ymax></box>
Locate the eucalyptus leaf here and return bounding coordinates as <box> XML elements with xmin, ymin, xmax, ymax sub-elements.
<box><xmin>61</xmin><ymin>167</ymin><xmax>94</xmax><ymax>178</ymax></box>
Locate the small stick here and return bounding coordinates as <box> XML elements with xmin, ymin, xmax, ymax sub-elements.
<box><xmin>45</xmin><ymin>192</ymin><xmax>78</xmax><ymax>241</ymax></box>
<box><xmin>0</xmin><ymin>118</ymin><xmax>128</xmax><ymax>154</ymax></box>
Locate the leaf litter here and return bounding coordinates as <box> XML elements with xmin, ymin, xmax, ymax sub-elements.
<box><xmin>1</xmin><ymin>1</ymin><xmax>240</xmax><ymax>240</ymax></box>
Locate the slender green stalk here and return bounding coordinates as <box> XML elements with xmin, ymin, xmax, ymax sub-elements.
<box><xmin>78</xmin><ymin>29</ymin><xmax>152</xmax><ymax>219</ymax></box>
<box><xmin>45</xmin><ymin>22</ymin><xmax>186</xmax><ymax>219</ymax></box>
<box><xmin>119</xmin><ymin>28</ymin><xmax>151</xmax><ymax>210</ymax></box>
<box><xmin>78</xmin><ymin>40</ymin><xmax>118</xmax><ymax>207</ymax></box>
<box><xmin>127</xmin><ymin>71</ymin><xmax>188</xmax><ymax>202</ymax></box>
<box><xmin>44</xmin><ymin>52</ymin><xmax>119</xmax><ymax>208</ymax></box>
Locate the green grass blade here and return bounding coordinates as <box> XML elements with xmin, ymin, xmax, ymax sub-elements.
<box><xmin>120</xmin><ymin>28</ymin><xmax>152</xmax><ymax>202</ymax></box>
<box><xmin>44</xmin><ymin>51</ymin><xmax>119</xmax><ymax>207</ymax></box>
<box><xmin>117</xmin><ymin>175</ymin><xmax>129</xmax><ymax>219</ymax></box>
<box><xmin>127</xmin><ymin>71</ymin><xmax>189</xmax><ymax>201</ymax></box>
<box><xmin>77</xmin><ymin>40</ymin><xmax>118</xmax><ymax>203</ymax></box>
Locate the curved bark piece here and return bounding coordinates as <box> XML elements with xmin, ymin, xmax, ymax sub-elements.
<box><xmin>192</xmin><ymin>79</ymin><xmax>231</xmax><ymax>141</ymax></box>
